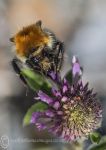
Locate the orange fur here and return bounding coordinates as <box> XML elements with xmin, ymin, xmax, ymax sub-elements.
<box><xmin>13</xmin><ymin>24</ymin><xmax>50</xmax><ymax>57</ymax></box>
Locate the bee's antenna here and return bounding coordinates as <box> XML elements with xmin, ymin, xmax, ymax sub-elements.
<box><xmin>35</xmin><ymin>20</ymin><xmax>42</xmax><ymax>27</ymax></box>
<box><xmin>10</xmin><ymin>37</ymin><xmax>14</xmax><ymax>42</ymax></box>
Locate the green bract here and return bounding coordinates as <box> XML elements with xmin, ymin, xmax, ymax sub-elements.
<box><xmin>23</xmin><ymin>102</ymin><xmax>48</xmax><ymax>126</ymax></box>
<box><xmin>21</xmin><ymin>68</ymin><xmax>52</xmax><ymax>93</ymax></box>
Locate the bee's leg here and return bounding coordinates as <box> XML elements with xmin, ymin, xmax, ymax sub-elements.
<box><xmin>26</xmin><ymin>57</ymin><xmax>41</xmax><ymax>71</ymax></box>
<box><xmin>26</xmin><ymin>59</ymin><xmax>35</xmax><ymax>69</ymax></box>
<box><xmin>26</xmin><ymin>57</ymin><xmax>46</xmax><ymax>78</ymax></box>
<box><xmin>55</xmin><ymin>41</ymin><xmax>64</xmax><ymax>72</ymax></box>
<box><xmin>12</xmin><ymin>58</ymin><xmax>28</xmax><ymax>86</ymax></box>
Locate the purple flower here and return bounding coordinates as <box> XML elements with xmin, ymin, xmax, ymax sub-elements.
<box><xmin>31</xmin><ymin>56</ymin><xmax>102</xmax><ymax>141</ymax></box>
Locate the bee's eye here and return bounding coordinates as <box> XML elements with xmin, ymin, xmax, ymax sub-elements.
<box><xmin>31</xmin><ymin>46</ymin><xmax>39</xmax><ymax>52</ymax></box>
<box><xmin>31</xmin><ymin>48</ymin><xmax>36</xmax><ymax>51</ymax></box>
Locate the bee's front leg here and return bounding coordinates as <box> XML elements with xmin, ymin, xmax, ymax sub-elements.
<box><xmin>12</xmin><ymin>58</ymin><xmax>28</xmax><ymax>86</ymax></box>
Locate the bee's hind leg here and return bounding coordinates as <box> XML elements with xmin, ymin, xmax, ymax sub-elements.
<box><xmin>55</xmin><ymin>41</ymin><xmax>64</xmax><ymax>73</ymax></box>
<box><xmin>12</xmin><ymin>58</ymin><xmax>28</xmax><ymax>86</ymax></box>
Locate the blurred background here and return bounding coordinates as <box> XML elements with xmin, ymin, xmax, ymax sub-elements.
<box><xmin>0</xmin><ymin>0</ymin><xmax>106</xmax><ymax>149</ymax></box>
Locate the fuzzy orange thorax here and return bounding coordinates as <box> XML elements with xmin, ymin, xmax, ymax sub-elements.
<box><xmin>12</xmin><ymin>23</ymin><xmax>50</xmax><ymax>57</ymax></box>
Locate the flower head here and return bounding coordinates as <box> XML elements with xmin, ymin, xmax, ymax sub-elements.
<box><xmin>31</xmin><ymin>56</ymin><xmax>102</xmax><ymax>141</ymax></box>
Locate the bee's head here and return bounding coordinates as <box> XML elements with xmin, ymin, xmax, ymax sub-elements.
<box><xmin>10</xmin><ymin>20</ymin><xmax>50</xmax><ymax>57</ymax></box>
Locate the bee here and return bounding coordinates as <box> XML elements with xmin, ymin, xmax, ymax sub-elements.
<box><xmin>10</xmin><ymin>20</ymin><xmax>64</xmax><ymax>85</ymax></box>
